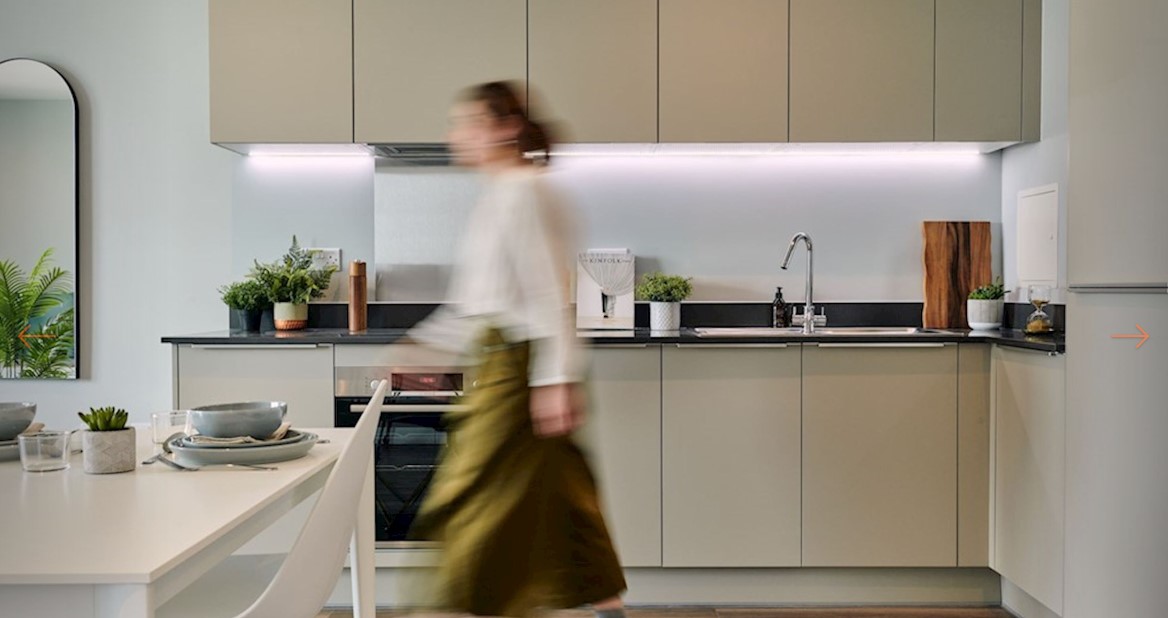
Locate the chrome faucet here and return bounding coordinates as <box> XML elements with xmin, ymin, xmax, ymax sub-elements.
<box><xmin>781</xmin><ymin>232</ymin><xmax>820</xmax><ymax>334</ymax></box>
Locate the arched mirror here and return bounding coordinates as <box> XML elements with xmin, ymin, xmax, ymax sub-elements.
<box><xmin>0</xmin><ymin>59</ymin><xmax>78</xmax><ymax>379</ymax></box>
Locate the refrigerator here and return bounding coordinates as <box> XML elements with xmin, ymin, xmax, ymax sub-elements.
<box><xmin>1064</xmin><ymin>1</ymin><xmax>1168</xmax><ymax>617</ymax></box>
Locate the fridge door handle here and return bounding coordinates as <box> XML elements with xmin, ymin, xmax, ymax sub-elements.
<box><xmin>1068</xmin><ymin>283</ymin><xmax>1168</xmax><ymax>294</ymax></box>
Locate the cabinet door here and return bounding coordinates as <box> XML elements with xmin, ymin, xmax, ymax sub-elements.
<box><xmin>659</xmin><ymin>0</ymin><xmax>788</xmax><ymax>142</ymax></box>
<box><xmin>175</xmin><ymin>344</ymin><xmax>335</xmax><ymax>428</ymax></box>
<box><xmin>529</xmin><ymin>0</ymin><xmax>657</xmax><ymax>143</ymax></box>
<box><xmin>958</xmin><ymin>344</ymin><xmax>991</xmax><ymax>567</ymax></box>
<box><xmin>577</xmin><ymin>346</ymin><xmax>662</xmax><ymax>567</ymax></box>
<box><xmin>789</xmin><ymin>0</ymin><xmax>934</xmax><ymax>142</ymax></box>
<box><xmin>992</xmin><ymin>346</ymin><xmax>1065</xmax><ymax>615</ymax></box>
<box><xmin>209</xmin><ymin>0</ymin><xmax>353</xmax><ymax>143</ymax></box>
<box><xmin>354</xmin><ymin>0</ymin><xmax>527</xmax><ymax>143</ymax></box>
<box><xmin>935</xmin><ymin>0</ymin><xmax>1023</xmax><ymax>141</ymax></box>
<box><xmin>661</xmin><ymin>345</ymin><xmax>801</xmax><ymax>567</ymax></box>
<box><xmin>802</xmin><ymin>344</ymin><xmax>958</xmax><ymax>567</ymax></box>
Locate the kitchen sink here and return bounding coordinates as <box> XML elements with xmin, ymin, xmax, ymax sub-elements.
<box><xmin>693</xmin><ymin>326</ymin><xmax>943</xmax><ymax>337</ymax></box>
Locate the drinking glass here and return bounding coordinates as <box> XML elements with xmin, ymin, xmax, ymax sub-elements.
<box><xmin>151</xmin><ymin>411</ymin><xmax>191</xmax><ymax>444</ymax></box>
<box><xmin>18</xmin><ymin>431</ymin><xmax>71</xmax><ymax>472</ymax></box>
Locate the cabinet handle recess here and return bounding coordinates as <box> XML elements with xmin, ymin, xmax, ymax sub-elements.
<box><xmin>189</xmin><ymin>344</ymin><xmax>323</xmax><ymax>350</ymax></box>
<box><xmin>675</xmin><ymin>343</ymin><xmax>789</xmax><ymax>349</ymax></box>
<box><xmin>815</xmin><ymin>343</ymin><xmax>949</xmax><ymax>349</ymax></box>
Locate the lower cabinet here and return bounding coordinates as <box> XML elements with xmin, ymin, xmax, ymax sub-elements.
<box><xmin>579</xmin><ymin>345</ymin><xmax>663</xmax><ymax>567</ymax></box>
<box><xmin>661</xmin><ymin>344</ymin><xmax>802</xmax><ymax>567</ymax></box>
<box><xmin>992</xmin><ymin>345</ymin><xmax>1065</xmax><ymax>615</ymax></box>
<box><xmin>802</xmin><ymin>343</ymin><xmax>959</xmax><ymax>567</ymax></box>
<box><xmin>174</xmin><ymin>344</ymin><xmax>335</xmax><ymax>428</ymax></box>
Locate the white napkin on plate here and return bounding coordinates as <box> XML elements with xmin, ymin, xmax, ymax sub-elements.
<box><xmin>187</xmin><ymin>422</ymin><xmax>292</xmax><ymax>445</ymax></box>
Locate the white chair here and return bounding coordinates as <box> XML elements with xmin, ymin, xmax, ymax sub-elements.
<box><xmin>160</xmin><ymin>379</ymin><xmax>389</xmax><ymax>618</ymax></box>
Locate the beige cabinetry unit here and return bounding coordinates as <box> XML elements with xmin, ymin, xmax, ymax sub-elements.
<box><xmin>935</xmin><ymin>0</ymin><xmax>1024</xmax><ymax>141</ymax></box>
<box><xmin>958</xmin><ymin>344</ymin><xmax>992</xmax><ymax>567</ymax></box>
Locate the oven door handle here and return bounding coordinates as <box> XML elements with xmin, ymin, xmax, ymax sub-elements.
<box><xmin>350</xmin><ymin>404</ymin><xmax>469</xmax><ymax>414</ymax></box>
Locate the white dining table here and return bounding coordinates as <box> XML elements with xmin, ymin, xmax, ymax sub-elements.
<box><xmin>0</xmin><ymin>427</ymin><xmax>374</xmax><ymax>618</ymax></box>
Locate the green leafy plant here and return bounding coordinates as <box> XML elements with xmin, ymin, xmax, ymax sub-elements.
<box><xmin>635</xmin><ymin>273</ymin><xmax>694</xmax><ymax>303</ymax></box>
<box><xmin>969</xmin><ymin>277</ymin><xmax>1006</xmax><ymax>300</ymax></box>
<box><xmin>0</xmin><ymin>248</ymin><xmax>74</xmax><ymax>379</ymax></box>
<box><xmin>249</xmin><ymin>236</ymin><xmax>337</xmax><ymax>305</ymax></box>
<box><xmin>78</xmin><ymin>406</ymin><xmax>129</xmax><ymax>432</ymax></box>
<box><xmin>219</xmin><ymin>279</ymin><xmax>269</xmax><ymax>312</ymax></box>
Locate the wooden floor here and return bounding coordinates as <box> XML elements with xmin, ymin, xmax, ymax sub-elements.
<box><xmin>320</xmin><ymin>608</ymin><xmax>1015</xmax><ymax>618</ymax></box>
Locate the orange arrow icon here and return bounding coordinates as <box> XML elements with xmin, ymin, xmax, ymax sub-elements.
<box><xmin>18</xmin><ymin>324</ymin><xmax>55</xmax><ymax>349</ymax></box>
<box><xmin>1111</xmin><ymin>324</ymin><xmax>1150</xmax><ymax>349</ymax></box>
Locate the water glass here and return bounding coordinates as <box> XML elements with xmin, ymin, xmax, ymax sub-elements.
<box><xmin>18</xmin><ymin>431</ymin><xmax>71</xmax><ymax>472</ymax></box>
<box><xmin>151</xmin><ymin>411</ymin><xmax>191</xmax><ymax>444</ymax></box>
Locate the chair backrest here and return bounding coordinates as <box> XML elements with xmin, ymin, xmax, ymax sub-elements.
<box><xmin>238</xmin><ymin>379</ymin><xmax>389</xmax><ymax>618</ymax></box>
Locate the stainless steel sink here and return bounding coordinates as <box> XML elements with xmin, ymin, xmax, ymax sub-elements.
<box><xmin>693</xmin><ymin>326</ymin><xmax>941</xmax><ymax>337</ymax></box>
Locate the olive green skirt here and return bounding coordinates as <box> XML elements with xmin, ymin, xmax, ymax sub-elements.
<box><xmin>412</xmin><ymin>329</ymin><xmax>627</xmax><ymax>617</ymax></box>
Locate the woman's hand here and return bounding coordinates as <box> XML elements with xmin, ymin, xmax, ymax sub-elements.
<box><xmin>530</xmin><ymin>383</ymin><xmax>585</xmax><ymax>437</ymax></box>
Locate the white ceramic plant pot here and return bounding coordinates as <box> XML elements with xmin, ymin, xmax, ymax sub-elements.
<box><xmin>82</xmin><ymin>427</ymin><xmax>136</xmax><ymax>474</ymax></box>
<box><xmin>274</xmin><ymin>302</ymin><xmax>308</xmax><ymax>331</ymax></box>
<box><xmin>967</xmin><ymin>298</ymin><xmax>1004</xmax><ymax>330</ymax></box>
<box><xmin>649</xmin><ymin>302</ymin><xmax>681</xmax><ymax>331</ymax></box>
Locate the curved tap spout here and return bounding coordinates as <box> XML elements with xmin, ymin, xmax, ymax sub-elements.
<box><xmin>780</xmin><ymin>233</ymin><xmax>815</xmax><ymax>333</ymax></box>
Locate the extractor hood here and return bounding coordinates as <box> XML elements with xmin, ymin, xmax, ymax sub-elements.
<box><xmin>370</xmin><ymin>143</ymin><xmax>454</xmax><ymax>166</ymax></box>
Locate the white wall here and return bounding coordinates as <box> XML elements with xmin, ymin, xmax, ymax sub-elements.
<box><xmin>0</xmin><ymin>0</ymin><xmax>235</xmax><ymax>427</ymax></box>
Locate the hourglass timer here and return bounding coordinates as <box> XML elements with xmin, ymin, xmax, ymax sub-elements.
<box><xmin>1025</xmin><ymin>285</ymin><xmax>1054</xmax><ymax>333</ymax></box>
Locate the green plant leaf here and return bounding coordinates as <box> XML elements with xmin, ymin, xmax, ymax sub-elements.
<box><xmin>635</xmin><ymin>273</ymin><xmax>694</xmax><ymax>303</ymax></box>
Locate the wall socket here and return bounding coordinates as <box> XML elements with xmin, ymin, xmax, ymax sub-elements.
<box><xmin>307</xmin><ymin>248</ymin><xmax>341</xmax><ymax>271</ymax></box>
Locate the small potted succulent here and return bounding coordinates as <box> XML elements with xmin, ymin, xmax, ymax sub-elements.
<box><xmin>249</xmin><ymin>236</ymin><xmax>337</xmax><ymax>331</ymax></box>
<box><xmin>967</xmin><ymin>278</ymin><xmax>1006</xmax><ymax>330</ymax></box>
<box><xmin>219</xmin><ymin>279</ymin><xmax>268</xmax><ymax>333</ymax></box>
<box><xmin>635</xmin><ymin>273</ymin><xmax>693</xmax><ymax>332</ymax></box>
<box><xmin>78</xmin><ymin>407</ymin><xmax>135</xmax><ymax>474</ymax></box>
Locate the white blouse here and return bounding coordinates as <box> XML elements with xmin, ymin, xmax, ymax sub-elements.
<box><xmin>410</xmin><ymin>166</ymin><xmax>584</xmax><ymax>386</ymax></box>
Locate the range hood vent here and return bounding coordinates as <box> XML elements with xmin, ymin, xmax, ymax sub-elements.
<box><xmin>370</xmin><ymin>143</ymin><xmax>453</xmax><ymax>166</ymax></box>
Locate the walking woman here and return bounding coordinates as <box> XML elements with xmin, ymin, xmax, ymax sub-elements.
<box><xmin>408</xmin><ymin>81</ymin><xmax>627</xmax><ymax>618</ymax></box>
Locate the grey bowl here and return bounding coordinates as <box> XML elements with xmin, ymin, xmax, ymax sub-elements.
<box><xmin>0</xmin><ymin>402</ymin><xmax>36</xmax><ymax>441</ymax></box>
<box><xmin>189</xmin><ymin>402</ymin><xmax>286</xmax><ymax>439</ymax></box>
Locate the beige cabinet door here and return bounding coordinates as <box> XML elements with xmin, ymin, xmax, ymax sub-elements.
<box><xmin>209</xmin><ymin>0</ymin><xmax>352</xmax><ymax>143</ymax></box>
<box><xmin>659</xmin><ymin>0</ymin><xmax>788</xmax><ymax>142</ymax></box>
<box><xmin>354</xmin><ymin>0</ymin><xmax>527</xmax><ymax>143</ymax></box>
<box><xmin>529</xmin><ymin>0</ymin><xmax>657</xmax><ymax>143</ymax></box>
<box><xmin>661</xmin><ymin>345</ymin><xmax>801</xmax><ymax>567</ymax></box>
<box><xmin>935</xmin><ymin>0</ymin><xmax>1023</xmax><ymax>141</ymax></box>
<box><xmin>577</xmin><ymin>346</ymin><xmax>662</xmax><ymax>567</ymax></box>
<box><xmin>175</xmin><ymin>344</ymin><xmax>335</xmax><ymax>428</ymax></box>
<box><xmin>789</xmin><ymin>0</ymin><xmax>934</xmax><ymax>142</ymax></box>
<box><xmin>802</xmin><ymin>344</ymin><xmax>958</xmax><ymax>567</ymax></box>
<box><xmin>958</xmin><ymin>344</ymin><xmax>991</xmax><ymax>567</ymax></box>
<box><xmin>992</xmin><ymin>346</ymin><xmax>1065</xmax><ymax>615</ymax></box>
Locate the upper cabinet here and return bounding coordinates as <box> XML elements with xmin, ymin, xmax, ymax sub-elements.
<box><xmin>353</xmin><ymin>0</ymin><xmax>527</xmax><ymax>143</ymax></box>
<box><xmin>659</xmin><ymin>0</ymin><xmax>789</xmax><ymax>143</ymax></box>
<box><xmin>789</xmin><ymin>0</ymin><xmax>935</xmax><ymax>142</ymax></box>
<box><xmin>209</xmin><ymin>0</ymin><xmax>353</xmax><ymax>144</ymax></box>
<box><xmin>935</xmin><ymin>0</ymin><xmax>1024</xmax><ymax>141</ymax></box>
<box><xmin>528</xmin><ymin>0</ymin><xmax>658</xmax><ymax>143</ymax></box>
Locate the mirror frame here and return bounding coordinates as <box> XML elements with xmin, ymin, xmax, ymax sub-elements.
<box><xmin>0</xmin><ymin>58</ymin><xmax>81</xmax><ymax>380</ymax></box>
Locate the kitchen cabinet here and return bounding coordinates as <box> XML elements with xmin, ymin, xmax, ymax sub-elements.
<box><xmin>209</xmin><ymin>0</ymin><xmax>353</xmax><ymax>144</ymax></box>
<box><xmin>802</xmin><ymin>343</ymin><xmax>958</xmax><ymax>567</ymax></box>
<box><xmin>935</xmin><ymin>0</ymin><xmax>1024</xmax><ymax>141</ymax></box>
<box><xmin>789</xmin><ymin>0</ymin><xmax>934</xmax><ymax>142</ymax></box>
<box><xmin>661</xmin><ymin>344</ymin><xmax>802</xmax><ymax>567</ymax></box>
<box><xmin>353</xmin><ymin>0</ymin><xmax>527</xmax><ymax>143</ymax></box>
<box><xmin>957</xmin><ymin>344</ymin><xmax>992</xmax><ymax>567</ymax></box>
<box><xmin>992</xmin><ymin>345</ymin><xmax>1065</xmax><ymax>615</ymax></box>
<box><xmin>659</xmin><ymin>0</ymin><xmax>788</xmax><ymax>142</ymax></box>
<box><xmin>528</xmin><ymin>0</ymin><xmax>658</xmax><ymax>143</ymax></box>
<box><xmin>174</xmin><ymin>344</ymin><xmax>335</xmax><ymax>428</ymax></box>
<box><xmin>578</xmin><ymin>345</ymin><xmax>663</xmax><ymax>567</ymax></box>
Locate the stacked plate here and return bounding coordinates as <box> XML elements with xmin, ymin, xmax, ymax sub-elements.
<box><xmin>167</xmin><ymin>429</ymin><xmax>320</xmax><ymax>467</ymax></box>
<box><xmin>0</xmin><ymin>438</ymin><xmax>19</xmax><ymax>462</ymax></box>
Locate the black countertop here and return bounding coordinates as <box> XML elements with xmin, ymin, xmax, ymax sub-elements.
<box><xmin>163</xmin><ymin>327</ymin><xmax>1064</xmax><ymax>353</ymax></box>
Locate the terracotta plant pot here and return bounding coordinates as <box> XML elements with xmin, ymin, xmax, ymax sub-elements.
<box><xmin>273</xmin><ymin>302</ymin><xmax>308</xmax><ymax>331</ymax></box>
<box><xmin>649</xmin><ymin>302</ymin><xmax>681</xmax><ymax>331</ymax></box>
<box><xmin>82</xmin><ymin>427</ymin><xmax>136</xmax><ymax>474</ymax></box>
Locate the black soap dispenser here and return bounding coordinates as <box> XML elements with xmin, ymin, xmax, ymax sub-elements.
<box><xmin>772</xmin><ymin>286</ymin><xmax>790</xmax><ymax>328</ymax></box>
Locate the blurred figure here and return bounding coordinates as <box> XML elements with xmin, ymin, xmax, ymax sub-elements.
<box><xmin>407</xmin><ymin>82</ymin><xmax>627</xmax><ymax>618</ymax></box>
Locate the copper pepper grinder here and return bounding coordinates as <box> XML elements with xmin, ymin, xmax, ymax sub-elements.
<box><xmin>348</xmin><ymin>260</ymin><xmax>368</xmax><ymax>333</ymax></box>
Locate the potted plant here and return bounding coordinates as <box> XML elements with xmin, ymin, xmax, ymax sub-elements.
<box><xmin>219</xmin><ymin>279</ymin><xmax>268</xmax><ymax>332</ymax></box>
<box><xmin>635</xmin><ymin>273</ymin><xmax>693</xmax><ymax>331</ymax></box>
<box><xmin>78</xmin><ymin>407</ymin><xmax>135</xmax><ymax>474</ymax></box>
<box><xmin>249</xmin><ymin>236</ymin><xmax>337</xmax><ymax>331</ymax></box>
<box><xmin>967</xmin><ymin>278</ymin><xmax>1006</xmax><ymax>330</ymax></box>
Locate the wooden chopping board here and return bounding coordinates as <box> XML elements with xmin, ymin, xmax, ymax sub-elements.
<box><xmin>922</xmin><ymin>221</ymin><xmax>993</xmax><ymax>328</ymax></box>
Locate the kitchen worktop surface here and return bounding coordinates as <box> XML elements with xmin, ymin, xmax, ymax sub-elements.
<box><xmin>163</xmin><ymin>327</ymin><xmax>1065</xmax><ymax>353</ymax></box>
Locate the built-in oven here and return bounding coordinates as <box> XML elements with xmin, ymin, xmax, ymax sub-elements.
<box><xmin>335</xmin><ymin>366</ymin><xmax>467</xmax><ymax>548</ymax></box>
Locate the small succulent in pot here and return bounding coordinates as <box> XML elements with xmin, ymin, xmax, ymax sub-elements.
<box><xmin>967</xmin><ymin>277</ymin><xmax>1006</xmax><ymax>331</ymax></box>
<box><xmin>78</xmin><ymin>406</ymin><xmax>135</xmax><ymax>474</ymax></box>
<box><xmin>219</xmin><ymin>279</ymin><xmax>268</xmax><ymax>332</ymax></box>
<box><xmin>635</xmin><ymin>273</ymin><xmax>693</xmax><ymax>331</ymax></box>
